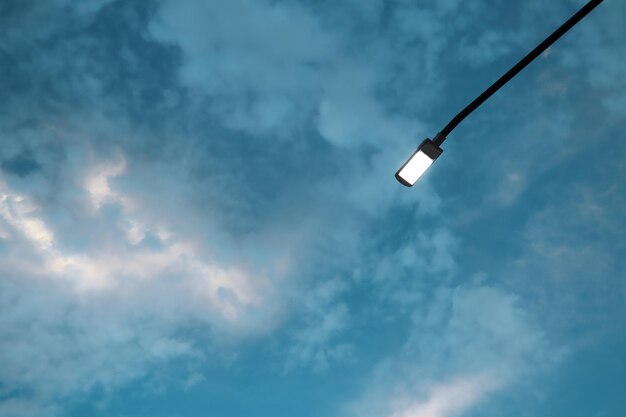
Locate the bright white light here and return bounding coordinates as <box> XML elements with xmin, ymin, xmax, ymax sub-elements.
<box><xmin>396</xmin><ymin>150</ymin><xmax>434</xmax><ymax>186</ymax></box>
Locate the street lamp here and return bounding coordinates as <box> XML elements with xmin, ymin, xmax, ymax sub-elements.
<box><xmin>395</xmin><ymin>0</ymin><xmax>604</xmax><ymax>187</ymax></box>
<box><xmin>395</xmin><ymin>138</ymin><xmax>443</xmax><ymax>187</ymax></box>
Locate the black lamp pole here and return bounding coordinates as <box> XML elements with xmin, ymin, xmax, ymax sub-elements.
<box><xmin>396</xmin><ymin>0</ymin><xmax>604</xmax><ymax>187</ymax></box>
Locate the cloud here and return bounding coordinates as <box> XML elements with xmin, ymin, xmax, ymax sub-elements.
<box><xmin>284</xmin><ymin>277</ymin><xmax>354</xmax><ymax>372</ymax></box>
<box><xmin>2</xmin><ymin>1</ymin><xmax>624</xmax><ymax>416</ymax></box>
<box><xmin>148</xmin><ymin>0</ymin><xmax>447</xmax><ymax>151</ymax></box>
<box><xmin>149</xmin><ymin>0</ymin><xmax>338</xmax><ymax>137</ymax></box>
<box><xmin>0</xmin><ymin>132</ymin><xmax>291</xmax><ymax>413</ymax></box>
<box><xmin>1</xmin><ymin>151</ymin><xmax>41</xmax><ymax>178</ymax></box>
<box><xmin>0</xmin><ymin>275</ymin><xmax>202</xmax><ymax>417</ymax></box>
<box><xmin>348</xmin><ymin>283</ymin><xmax>555</xmax><ymax>417</ymax></box>
<box><xmin>388</xmin><ymin>374</ymin><xmax>501</xmax><ymax>417</ymax></box>
<box><xmin>507</xmin><ymin>178</ymin><xmax>626</xmax><ymax>341</ymax></box>
<box><xmin>566</xmin><ymin>2</ymin><xmax>626</xmax><ymax>119</ymax></box>
<box><xmin>0</xmin><ymin>14</ymin><xmax>440</xmax><ymax>407</ymax></box>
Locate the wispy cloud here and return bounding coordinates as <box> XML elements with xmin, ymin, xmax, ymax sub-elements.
<box><xmin>388</xmin><ymin>374</ymin><xmax>501</xmax><ymax>417</ymax></box>
<box><xmin>347</xmin><ymin>283</ymin><xmax>556</xmax><ymax>417</ymax></box>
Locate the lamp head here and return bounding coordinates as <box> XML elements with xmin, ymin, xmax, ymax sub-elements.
<box><xmin>395</xmin><ymin>139</ymin><xmax>443</xmax><ymax>187</ymax></box>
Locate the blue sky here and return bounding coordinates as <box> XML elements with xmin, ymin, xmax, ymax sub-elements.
<box><xmin>1</xmin><ymin>0</ymin><xmax>625</xmax><ymax>416</ymax></box>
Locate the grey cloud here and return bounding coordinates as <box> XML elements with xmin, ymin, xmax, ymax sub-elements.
<box><xmin>2</xmin><ymin>151</ymin><xmax>41</xmax><ymax>178</ymax></box>
<box><xmin>147</xmin><ymin>0</ymin><xmax>460</xmax><ymax>150</ymax></box>
<box><xmin>149</xmin><ymin>0</ymin><xmax>338</xmax><ymax>137</ymax></box>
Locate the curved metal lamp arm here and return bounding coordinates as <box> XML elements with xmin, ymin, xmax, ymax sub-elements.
<box><xmin>434</xmin><ymin>0</ymin><xmax>604</xmax><ymax>146</ymax></box>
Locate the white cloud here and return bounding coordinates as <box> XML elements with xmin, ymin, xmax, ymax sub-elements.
<box><xmin>84</xmin><ymin>156</ymin><xmax>127</xmax><ymax>210</ymax></box>
<box><xmin>389</xmin><ymin>374</ymin><xmax>501</xmax><ymax>417</ymax></box>
<box><xmin>348</xmin><ymin>284</ymin><xmax>554</xmax><ymax>417</ymax></box>
<box><xmin>0</xmin><ymin>141</ymin><xmax>291</xmax><ymax>413</ymax></box>
<box><xmin>0</xmin><ymin>184</ymin><xmax>55</xmax><ymax>249</ymax></box>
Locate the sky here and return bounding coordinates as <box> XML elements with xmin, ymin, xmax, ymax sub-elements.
<box><xmin>0</xmin><ymin>0</ymin><xmax>625</xmax><ymax>416</ymax></box>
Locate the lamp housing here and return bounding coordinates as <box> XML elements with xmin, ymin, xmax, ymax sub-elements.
<box><xmin>395</xmin><ymin>139</ymin><xmax>443</xmax><ymax>187</ymax></box>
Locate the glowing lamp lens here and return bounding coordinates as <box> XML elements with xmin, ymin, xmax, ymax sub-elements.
<box><xmin>395</xmin><ymin>139</ymin><xmax>443</xmax><ymax>187</ymax></box>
